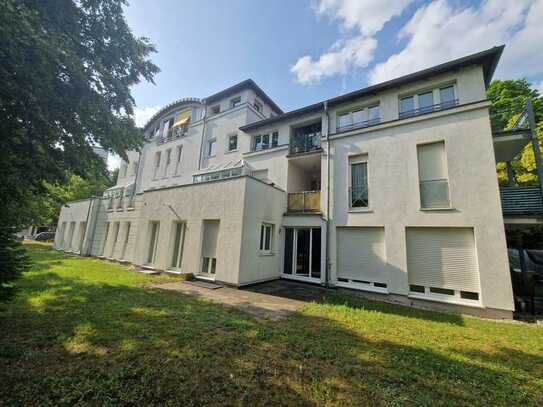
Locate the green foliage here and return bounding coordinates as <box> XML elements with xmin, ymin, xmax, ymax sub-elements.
<box><xmin>488</xmin><ymin>79</ymin><xmax>543</xmax><ymax>185</ymax></box>
<box><xmin>1</xmin><ymin>245</ymin><xmax>542</xmax><ymax>405</ymax></box>
<box><xmin>0</xmin><ymin>0</ymin><xmax>158</xmax><ymax>293</ymax></box>
<box><xmin>0</xmin><ymin>228</ymin><xmax>30</xmax><ymax>300</ymax></box>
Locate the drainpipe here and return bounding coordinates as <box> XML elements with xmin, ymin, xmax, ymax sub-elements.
<box><xmin>198</xmin><ymin>102</ymin><xmax>208</xmax><ymax>171</ymax></box>
<box><xmin>324</xmin><ymin>101</ymin><xmax>331</xmax><ymax>287</ymax></box>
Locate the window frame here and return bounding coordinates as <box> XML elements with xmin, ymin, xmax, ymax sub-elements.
<box><xmin>230</xmin><ymin>96</ymin><xmax>241</xmax><ymax>109</ymax></box>
<box><xmin>259</xmin><ymin>223</ymin><xmax>274</xmax><ymax>254</ymax></box>
<box><xmin>253</xmin><ymin>100</ymin><xmax>263</xmax><ymax>113</ymax></box>
<box><xmin>337</xmin><ymin>104</ymin><xmax>380</xmax><ymax>131</ymax></box>
<box><xmin>164</xmin><ymin>148</ymin><xmax>172</xmax><ymax>177</ymax></box>
<box><xmin>227</xmin><ymin>134</ymin><xmax>238</xmax><ymax>152</ymax></box>
<box><xmin>349</xmin><ymin>156</ymin><xmax>370</xmax><ymax>210</ymax></box>
<box><xmin>174</xmin><ymin>145</ymin><xmax>183</xmax><ymax>175</ymax></box>
<box><xmin>399</xmin><ymin>83</ymin><xmax>457</xmax><ymax>118</ymax></box>
<box><xmin>416</xmin><ymin>140</ymin><xmax>451</xmax><ymax>210</ymax></box>
<box><xmin>207</xmin><ymin>139</ymin><xmax>217</xmax><ymax>157</ymax></box>
<box><xmin>210</xmin><ymin>104</ymin><xmax>221</xmax><ymax>116</ymax></box>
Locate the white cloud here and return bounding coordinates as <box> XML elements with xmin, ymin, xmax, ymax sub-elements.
<box><xmin>369</xmin><ymin>0</ymin><xmax>543</xmax><ymax>84</ymax></box>
<box><xmin>134</xmin><ymin>106</ymin><xmax>160</xmax><ymax>128</ymax></box>
<box><xmin>315</xmin><ymin>0</ymin><xmax>413</xmax><ymax>36</ymax></box>
<box><xmin>291</xmin><ymin>36</ymin><xmax>377</xmax><ymax>84</ymax></box>
<box><xmin>535</xmin><ymin>80</ymin><xmax>543</xmax><ymax>95</ymax></box>
<box><xmin>291</xmin><ymin>0</ymin><xmax>412</xmax><ymax>84</ymax></box>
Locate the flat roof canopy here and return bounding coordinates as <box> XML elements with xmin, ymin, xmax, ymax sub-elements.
<box><xmin>493</xmin><ymin>129</ymin><xmax>531</xmax><ymax>162</ymax></box>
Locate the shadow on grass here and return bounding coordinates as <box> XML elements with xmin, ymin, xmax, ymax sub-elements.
<box><xmin>0</xmin><ymin>248</ymin><xmax>541</xmax><ymax>405</ymax></box>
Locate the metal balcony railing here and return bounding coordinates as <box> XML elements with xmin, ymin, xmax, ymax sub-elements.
<box><xmin>399</xmin><ymin>99</ymin><xmax>459</xmax><ymax>119</ymax></box>
<box><xmin>289</xmin><ymin>134</ymin><xmax>321</xmax><ymax>155</ymax></box>
<box><xmin>338</xmin><ymin>117</ymin><xmax>381</xmax><ymax>132</ymax></box>
<box><xmin>500</xmin><ymin>187</ymin><xmax>543</xmax><ymax>216</ymax></box>
<box><xmin>349</xmin><ymin>186</ymin><xmax>369</xmax><ymax>208</ymax></box>
<box><xmin>287</xmin><ymin>191</ymin><xmax>321</xmax><ymax>212</ymax></box>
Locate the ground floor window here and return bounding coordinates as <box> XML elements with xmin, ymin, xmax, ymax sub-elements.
<box><xmin>201</xmin><ymin>257</ymin><xmax>217</xmax><ymax>274</ymax></box>
<box><xmin>201</xmin><ymin>220</ymin><xmax>219</xmax><ymax>277</ymax></box>
<box><xmin>283</xmin><ymin>227</ymin><xmax>321</xmax><ymax>280</ymax></box>
<box><xmin>120</xmin><ymin>222</ymin><xmax>131</xmax><ymax>260</ymax></box>
<box><xmin>147</xmin><ymin>221</ymin><xmax>160</xmax><ymax>265</ymax></box>
<box><xmin>170</xmin><ymin>222</ymin><xmax>185</xmax><ymax>269</ymax></box>
<box><xmin>259</xmin><ymin>223</ymin><xmax>274</xmax><ymax>253</ymax></box>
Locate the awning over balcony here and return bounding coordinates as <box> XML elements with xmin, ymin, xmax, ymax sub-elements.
<box><xmin>173</xmin><ymin>110</ymin><xmax>191</xmax><ymax>128</ymax></box>
<box><xmin>493</xmin><ymin>128</ymin><xmax>531</xmax><ymax>162</ymax></box>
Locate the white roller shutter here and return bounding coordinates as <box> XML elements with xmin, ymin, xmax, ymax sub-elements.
<box><xmin>337</xmin><ymin>227</ymin><xmax>387</xmax><ymax>283</ymax></box>
<box><xmin>406</xmin><ymin>227</ymin><xmax>480</xmax><ymax>292</ymax></box>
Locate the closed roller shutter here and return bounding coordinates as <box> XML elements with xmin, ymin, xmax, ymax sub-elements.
<box><xmin>202</xmin><ymin>220</ymin><xmax>219</xmax><ymax>258</ymax></box>
<box><xmin>337</xmin><ymin>227</ymin><xmax>387</xmax><ymax>283</ymax></box>
<box><xmin>406</xmin><ymin>227</ymin><xmax>480</xmax><ymax>292</ymax></box>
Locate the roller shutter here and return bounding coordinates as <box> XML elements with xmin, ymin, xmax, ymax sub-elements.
<box><xmin>406</xmin><ymin>227</ymin><xmax>479</xmax><ymax>292</ymax></box>
<box><xmin>337</xmin><ymin>227</ymin><xmax>387</xmax><ymax>283</ymax></box>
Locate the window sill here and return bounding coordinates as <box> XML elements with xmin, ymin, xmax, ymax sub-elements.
<box><xmin>126</xmin><ymin>207</ymin><xmax>135</xmax><ymax>211</ymax></box>
<box><xmin>419</xmin><ymin>207</ymin><xmax>455</xmax><ymax>212</ymax></box>
<box><xmin>349</xmin><ymin>207</ymin><xmax>373</xmax><ymax>213</ymax></box>
<box><xmin>207</xmin><ymin>154</ymin><xmax>216</xmax><ymax>158</ymax></box>
<box><xmin>225</xmin><ymin>149</ymin><xmax>239</xmax><ymax>154</ymax></box>
<box><xmin>258</xmin><ymin>252</ymin><xmax>275</xmax><ymax>257</ymax></box>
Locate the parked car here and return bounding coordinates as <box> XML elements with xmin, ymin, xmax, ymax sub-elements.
<box><xmin>34</xmin><ymin>231</ymin><xmax>55</xmax><ymax>241</ymax></box>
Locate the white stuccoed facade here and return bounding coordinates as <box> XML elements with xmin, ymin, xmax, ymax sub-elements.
<box><xmin>55</xmin><ymin>47</ymin><xmax>516</xmax><ymax>318</ymax></box>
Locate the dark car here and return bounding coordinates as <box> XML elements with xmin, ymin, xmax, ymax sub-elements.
<box><xmin>34</xmin><ymin>231</ymin><xmax>55</xmax><ymax>241</ymax></box>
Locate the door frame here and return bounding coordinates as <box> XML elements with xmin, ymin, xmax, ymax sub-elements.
<box><xmin>281</xmin><ymin>226</ymin><xmax>323</xmax><ymax>284</ymax></box>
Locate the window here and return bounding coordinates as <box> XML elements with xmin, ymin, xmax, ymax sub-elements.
<box><xmin>253</xmin><ymin>134</ymin><xmax>270</xmax><ymax>151</ymax></box>
<box><xmin>350</xmin><ymin>158</ymin><xmax>369</xmax><ymax>208</ymax></box>
<box><xmin>207</xmin><ymin>139</ymin><xmax>217</xmax><ymax>157</ymax></box>
<box><xmin>147</xmin><ymin>221</ymin><xmax>160</xmax><ymax>265</ymax></box>
<box><xmin>259</xmin><ymin>223</ymin><xmax>273</xmax><ymax>253</ymax></box>
<box><xmin>170</xmin><ymin>222</ymin><xmax>185</xmax><ymax>269</ymax></box>
<box><xmin>120</xmin><ymin>222</ymin><xmax>130</xmax><ymax>260</ymax></box>
<box><xmin>272</xmin><ymin>131</ymin><xmax>279</xmax><ymax>147</ymax></box>
<box><xmin>440</xmin><ymin>86</ymin><xmax>456</xmax><ymax>108</ymax></box>
<box><xmin>162</xmin><ymin>118</ymin><xmax>174</xmax><ymax>141</ymax></box>
<box><xmin>253</xmin><ymin>100</ymin><xmax>262</xmax><ymax>112</ymax></box>
<box><xmin>153</xmin><ymin>151</ymin><xmax>161</xmax><ymax>179</ymax></box>
<box><xmin>210</xmin><ymin>105</ymin><xmax>220</xmax><ymax>115</ymax></box>
<box><xmin>164</xmin><ymin>148</ymin><xmax>172</xmax><ymax>177</ymax></box>
<box><xmin>230</xmin><ymin>96</ymin><xmax>241</xmax><ymax>108</ymax></box>
<box><xmin>417</xmin><ymin>141</ymin><xmax>450</xmax><ymax>209</ymax></box>
<box><xmin>418</xmin><ymin>91</ymin><xmax>434</xmax><ymax>113</ymax></box>
<box><xmin>228</xmin><ymin>134</ymin><xmax>238</xmax><ymax>151</ymax></box>
<box><xmin>399</xmin><ymin>96</ymin><xmax>415</xmax><ymax>117</ymax></box>
<box><xmin>400</xmin><ymin>85</ymin><xmax>457</xmax><ymax>118</ymax></box>
<box><xmin>338</xmin><ymin>105</ymin><xmax>380</xmax><ymax>130</ymax></box>
<box><xmin>175</xmin><ymin>145</ymin><xmax>183</xmax><ymax>174</ymax></box>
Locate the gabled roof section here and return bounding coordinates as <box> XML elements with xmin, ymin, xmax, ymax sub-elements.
<box><xmin>240</xmin><ymin>45</ymin><xmax>504</xmax><ymax>132</ymax></box>
<box><xmin>204</xmin><ymin>79</ymin><xmax>283</xmax><ymax>115</ymax></box>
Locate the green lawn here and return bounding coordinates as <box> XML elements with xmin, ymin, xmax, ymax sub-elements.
<box><xmin>1</xmin><ymin>244</ymin><xmax>542</xmax><ymax>406</ymax></box>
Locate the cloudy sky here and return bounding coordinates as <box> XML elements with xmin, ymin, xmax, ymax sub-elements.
<box><xmin>109</xmin><ymin>0</ymin><xmax>543</xmax><ymax>169</ymax></box>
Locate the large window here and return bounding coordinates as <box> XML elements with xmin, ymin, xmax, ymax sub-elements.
<box><xmin>253</xmin><ymin>131</ymin><xmax>278</xmax><ymax>151</ymax></box>
<box><xmin>399</xmin><ymin>84</ymin><xmax>457</xmax><ymax>118</ymax></box>
<box><xmin>170</xmin><ymin>222</ymin><xmax>185</xmax><ymax>269</ymax></box>
<box><xmin>175</xmin><ymin>145</ymin><xmax>183</xmax><ymax>175</ymax></box>
<box><xmin>259</xmin><ymin>223</ymin><xmax>273</xmax><ymax>253</ymax></box>
<box><xmin>417</xmin><ymin>141</ymin><xmax>450</xmax><ymax>209</ymax></box>
<box><xmin>164</xmin><ymin>148</ymin><xmax>172</xmax><ymax>177</ymax></box>
<box><xmin>147</xmin><ymin>221</ymin><xmax>160</xmax><ymax>265</ymax></box>
<box><xmin>337</xmin><ymin>105</ymin><xmax>380</xmax><ymax>131</ymax></box>
<box><xmin>350</xmin><ymin>157</ymin><xmax>369</xmax><ymax>208</ymax></box>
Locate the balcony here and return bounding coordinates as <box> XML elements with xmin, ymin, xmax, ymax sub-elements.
<box><xmin>399</xmin><ymin>99</ymin><xmax>459</xmax><ymax>119</ymax></box>
<box><xmin>500</xmin><ymin>187</ymin><xmax>543</xmax><ymax>216</ymax></box>
<box><xmin>289</xmin><ymin>123</ymin><xmax>322</xmax><ymax>156</ymax></box>
<box><xmin>287</xmin><ymin>191</ymin><xmax>321</xmax><ymax>213</ymax></box>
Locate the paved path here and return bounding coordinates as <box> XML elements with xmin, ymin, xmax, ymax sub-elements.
<box><xmin>150</xmin><ymin>279</ymin><xmax>329</xmax><ymax>320</ymax></box>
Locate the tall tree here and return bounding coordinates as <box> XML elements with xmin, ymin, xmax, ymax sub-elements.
<box><xmin>487</xmin><ymin>79</ymin><xmax>543</xmax><ymax>185</ymax></box>
<box><xmin>0</xmin><ymin>0</ymin><xmax>158</xmax><ymax>298</ymax></box>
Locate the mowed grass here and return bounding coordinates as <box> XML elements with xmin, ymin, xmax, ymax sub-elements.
<box><xmin>0</xmin><ymin>244</ymin><xmax>542</xmax><ymax>406</ymax></box>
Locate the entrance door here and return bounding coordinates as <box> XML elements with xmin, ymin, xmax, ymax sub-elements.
<box><xmin>200</xmin><ymin>220</ymin><xmax>219</xmax><ymax>279</ymax></box>
<box><xmin>283</xmin><ymin>227</ymin><xmax>321</xmax><ymax>282</ymax></box>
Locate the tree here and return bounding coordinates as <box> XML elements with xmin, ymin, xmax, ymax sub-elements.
<box><xmin>0</xmin><ymin>0</ymin><xmax>158</xmax><ymax>298</ymax></box>
<box><xmin>487</xmin><ymin>79</ymin><xmax>543</xmax><ymax>185</ymax></box>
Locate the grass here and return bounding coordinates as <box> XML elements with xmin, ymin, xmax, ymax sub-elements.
<box><xmin>0</xmin><ymin>243</ymin><xmax>542</xmax><ymax>406</ymax></box>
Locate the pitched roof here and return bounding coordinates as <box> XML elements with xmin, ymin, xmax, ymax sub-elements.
<box><xmin>240</xmin><ymin>45</ymin><xmax>504</xmax><ymax>132</ymax></box>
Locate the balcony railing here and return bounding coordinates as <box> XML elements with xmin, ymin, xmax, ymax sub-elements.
<box><xmin>289</xmin><ymin>134</ymin><xmax>321</xmax><ymax>155</ymax></box>
<box><xmin>287</xmin><ymin>191</ymin><xmax>321</xmax><ymax>212</ymax></box>
<box><xmin>157</xmin><ymin>126</ymin><xmax>188</xmax><ymax>145</ymax></box>
<box><xmin>500</xmin><ymin>186</ymin><xmax>543</xmax><ymax>216</ymax></box>
<box><xmin>399</xmin><ymin>99</ymin><xmax>459</xmax><ymax>119</ymax></box>
<box><xmin>338</xmin><ymin>117</ymin><xmax>381</xmax><ymax>132</ymax></box>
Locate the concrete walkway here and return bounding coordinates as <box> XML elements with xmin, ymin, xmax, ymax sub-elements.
<box><xmin>150</xmin><ymin>279</ymin><xmax>329</xmax><ymax>320</ymax></box>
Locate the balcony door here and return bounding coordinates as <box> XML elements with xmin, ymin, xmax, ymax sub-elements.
<box><xmin>283</xmin><ymin>227</ymin><xmax>321</xmax><ymax>282</ymax></box>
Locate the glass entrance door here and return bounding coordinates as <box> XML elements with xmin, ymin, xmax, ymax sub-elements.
<box><xmin>283</xmin><ymin>227</ymin><xmax>321</xmax><ymax>282</ymax></box>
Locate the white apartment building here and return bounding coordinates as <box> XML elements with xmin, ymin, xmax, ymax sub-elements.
<box><xmin>55</xmin><ymin>46</ymin><xmax>517</xmax><ymax>318</ymax></box>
